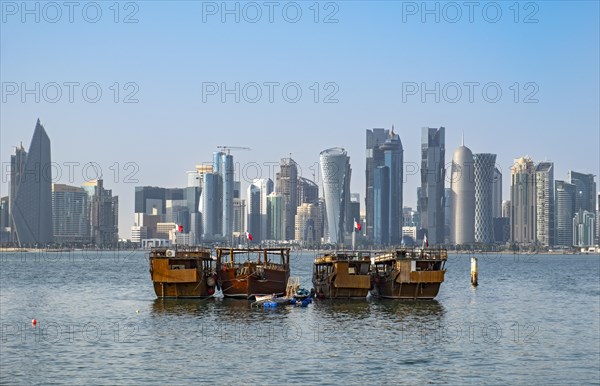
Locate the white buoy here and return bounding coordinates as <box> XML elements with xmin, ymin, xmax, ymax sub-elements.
<box><xmin>471</xmin><ymin>256</ymin><xmax>478</xmax><ymax>286</ymax></box>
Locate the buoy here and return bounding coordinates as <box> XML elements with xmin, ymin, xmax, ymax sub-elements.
<box><xmin>471</xmin><ymin>256</ymin><xmax>478</xmax><ymax>286</ymax></box>
<box><xmin>31</xmin><ymin>319</ymin><xmax>37</xmax><ymax>326</ymax></box>
<box><xmin>136</xmin><ymin>310</ymin><xmax>140</xmax><ymax>314</ymax></box>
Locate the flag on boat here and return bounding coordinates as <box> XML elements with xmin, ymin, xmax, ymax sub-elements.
<box><xmin>354</xmin><ymin>219</ymin><xmax>361</xmax><ymax>232</ymax></box>
<box><xmin>246</xmin><ymin>231</ymin><xmax>253</xmax><ymax>241</ymax></box>
<box><xmin>175</xmin><ymin>224</ymin><xmax>183</xmax><ymax>233</ymax></box>
<box><xmin>423</xmin><ymin>234</ymin><xmax>429</xmax><ymax>248</ymax></box>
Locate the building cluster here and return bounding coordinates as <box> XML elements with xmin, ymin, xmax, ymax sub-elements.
<box><xmin>128</xmin><ymin>125</ymin><xmax>599</xmax><ymax>249</ymax></box>
<box><xmin>1</xmin><ymin>120</ymin><xmax>119</xmax><ymax>247</ymax></box>
<box><xmin>450</xmin><ymin>141</ymin><xmax>597</xmax><ymax>248</ymax></box>
<box><xmin>2</xmin><ymin>119</ymin><xmax>597</xmax><ymax>250</ymax></box>
<box><xmin>132</xmin><ymin>153</ymin><xmax>325</xmax><ymax>248</ymax></box>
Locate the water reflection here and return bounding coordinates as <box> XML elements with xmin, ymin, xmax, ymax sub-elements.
<box><xmin>151</xmin><ymin>298</ymin><xmax>215</xmax><ymax>316</ymax></box>
<box><xmin>372</xmin><ymin>298</ymin><xmax>445</xmax><ymax>320</ymax></box>
<box><xmin>311</xmin><ymin>299</ymin><xmax>373</xmax><ymax>321</ymax></box>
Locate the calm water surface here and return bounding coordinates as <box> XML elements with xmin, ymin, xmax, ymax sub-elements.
<box><xmin>1</xmin><ymin>250</ymin><xmax>599</xmax><ymax>385</ymax></box>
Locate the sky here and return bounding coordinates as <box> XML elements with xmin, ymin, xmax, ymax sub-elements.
<box><xmin>1</xmin><ymin>0</ymin><xmax>599</xmax><ymax>239</ymax></box>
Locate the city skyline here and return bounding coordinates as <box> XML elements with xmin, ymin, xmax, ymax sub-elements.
<box><xmin>2</xmin><ymin>118</ymin><xmax>599</xmax><ymax>244</ymax></box>
<box><xmin>2</xmin><ymin>2</ymin><xmax>598</xmax><ymax>240</ymax></box>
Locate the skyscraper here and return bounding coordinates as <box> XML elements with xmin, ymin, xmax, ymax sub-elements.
<box><xmin>502</xmin><ymin>200</ymin><xmax>511</xmax><ymax>218</ymax></box>
<box><xmin>0</xmin><ymin>196</ymin><xmax>9</xmax><ymax>230</ymax></box>
<box><xmin>474</xmin><ymin>153</ymin><xmax>496</xmax><ymax>244</ymax></box>
<box><xmin>510</xmin><ymin>157</ymin><xmax>536</xmax><ymax>245</ymax></box>
<box><xmin>246</xmin><ymin>183</ymin><xmax>261</xmax><ymax>241</ymax></box>
<box><xmin>276</xmin><ymin>158</ymin><xmax>298</xmax><ymax>240</ymax></box>
<box><xmin>219</xmin><ymin>152</ymin><xmax>234</xmax><ymax>239</ymax></box>
<box><xmin>297</xmin><ymin>177</ymin><xmax>319</xmax><ymax>205</ymax></box>
<box><xmin>267</xmin><ymin>192</ymin><xmax>285</xmax><ymax>240</ymax></box>
<box><xmin>596</xmin><ymin>193</ymin><xmax>600</xmax><ymax>246</ymax></box>
<box><xmin>554</xmin><ymin>180</ymin><xmax>576</xmax><ymax>246</ymax></box>
<box><xmin>246</xmin><ymin>179</ymin><xmax>273</xmax><ymax>242</ymax></box>
<box><xmin>320</xmin><ymin>147</ymin><xmax>351</xmax><ymax>245</ymax></box>
<box><xmin>365</xmin><ymin>128</ymin><xmax>390</xmax><ymax>240</ymax></box>
<box><xmin>450</xmin><ymin>141</ymin><xmax>475</xmax><ymax>245</ymax></box>
<box><xmin>420</xmin><ymin>127</ymin><xmax>445</xmax><ymax>245</ymax></box>
<box><xmin>82</xmin><ymin>179</ymin><xmax>118</xmax><ymax>247</ymax></box>
<box><xmin>573</xmin><ymin>209</ymin><xmax>595</xmax><ymax>247</ymax></box>
<box><xmin>371</xmin><ymin>128</ymin><xmax>403</xmax><ymax>245</ymax></box>
<box><xmin>11</xmin><ymin>119</ymin><xmax>53</xmax><ymax>246</ymax></box>
<box><xmin>568</xmin><ymin>171</ymin><xmax>596</xmax><ymax>213</ymax></box>
<box><xmin>373</xmin><ymin>165</ymin><xmax>390</xmax><ymax>245</ymax></box>
<box><xmin>201</xmin><ymin>173</ymin><xmax>220</xmax><ymax>238</ymax></box>
<box><xmin>535</xmin><ymin>162</ymin><xmax>554</xmax><ymax>246</ymax></box>
<box><xmin>295</xmin><ymin>202</ymin><xmax>322</xmax><ymax>244</ymax></box>
<box><xmin>492</xmin><ymin>167</ymin><xmax>502</xmax><ymax>219</ymax></box>
<box><xmin>52</xmin><ymin>184</ymin><xmax>90</xmax><ymax>244</ymax></box>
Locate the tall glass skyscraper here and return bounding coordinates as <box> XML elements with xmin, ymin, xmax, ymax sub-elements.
<box><xmin>267</xmin><ymin>192</ymin><xmax>285</xmax><ymax>240</ymax></box>
<box><xmin>554</xmin><ymin>180</ymin><xmax>576</xmax><ymax>246</ymax></box>
<box><xmin>220</xmin><ymin>153</ymin><xmax>234</xmax><ymax>239</ymax></box>
<box><xmin>492</xmin><ymin>167</ymin><xmax>502</xmax><ymax>219</ymax></box>
<box><xmin>52</xmin><ymin>184</ymin><xmax>90</xmax><ymax>244</ymax></box>
<box><xmin>510</xmin><ymin>157</ymin><xmax>536</xmax><ymax>244</ymax></box>
<box><xmin>372</xmin><ymin>128</ymin><xmax>403</xmax><ymax>245</ymax></box>
<box><xmin>320</xmin><ymin>147</ymin><xmax>351</xmax><ymax>245</ymax></box>
<box><xmin>373</xmin><ymin>165</ymin><xmax>390</xmax><ymax>245</ymax></box>
<box><xmin>201</xmin><ymin>173</ymin><xmax>219</xmax><ymax>237</ymax></box>
<box><xmin>568</xmin><ymin>171</ymin><xmax>596</xmax><ymax>214</ymax></box>
<box><xmin>450</xmin><ymin>141</ymin><xmax>475</xmax><ymax>245</ymax></box>
<box><xmin>420</xmin><ymin>127</ymin><xmax>445</xmax><ymax>245</ymax></box>
<box><xmin>365</xmin><ymin>128</ymin><xmax>390</xmax><ymax>240</ymax></box>
<box><xmin>573</xmin><ymin>209</ymin><xmax>595</xmax><ymax>247</ymax></box>
<box><xmin>474</xmin><ymin>153</ymin><xmax>496</xmax><ymax>244</ymax></box>
<box><xmin>535</xmin><ymin>162</ymin><xmax>554</xmax><ymax>246</ymax></box>
<box><xmin>276</xmin><ymin>158</ymin><xmax>298</xmax><ymax>240</ymax></box>
<box><xmin>11</xmin><ymin>119</ymin><xmax>53</xmax><ymax>246</ymax></box>
<box><xmin>246</xmin><ymin>178</ymin><xmax>273</xmax><ymax>242</ymax></box>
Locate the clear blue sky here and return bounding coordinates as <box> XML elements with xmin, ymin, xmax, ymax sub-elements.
<box><xmin>1</xmin><ymin>1</ymin><xmax>599</xmax><ymax>238</ymax></box>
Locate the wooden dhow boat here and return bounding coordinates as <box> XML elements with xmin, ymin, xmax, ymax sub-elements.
<box><xmin>370</xmin><ymin>248</ymin><xmax>447</xmax><ymax>300</ymax></box>
<box><xmin>312</xmin><ymin>251</ymin><xmax>372</xmax><ymax>299</ymax></box>
<box><xmin>216</xmin><ymin>248</ymin><xmax>290</xmax><ymax>299</ymax></box>
<box><xmin>149</xmin><ymin>246</ymin><xmax>217</xmax><ymax>298</ymax></box>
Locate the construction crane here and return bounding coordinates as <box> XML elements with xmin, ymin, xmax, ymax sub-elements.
<box><xmin>216</xmin><ymin>146</ymin><xmax>251</xmax><ymax>155</ymax></box>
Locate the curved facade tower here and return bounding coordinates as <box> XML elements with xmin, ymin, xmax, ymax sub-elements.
<box><xmin>11</xmin><ymin>119</ymin><xmax>53</xmax><ymax>246</ymax></box>
<box><xmin>474</xmin><ymin>153</ymin><xmax>497</xmax><ymax>244</ymax></box>
<box><xmin>320</xmin><ymin>148</ymin><xmax>351</xmax><ymax>245</ymax></box>
<box><xmin>450</xmin><ymin>144</ymin><xmax>475</xmax><ymax>244</ymax></box>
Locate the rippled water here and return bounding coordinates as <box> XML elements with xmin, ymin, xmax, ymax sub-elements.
<box><xmin>1</xmin><ymin>249</ymin><xmax>599</xmax><ymax>385</ymax></box>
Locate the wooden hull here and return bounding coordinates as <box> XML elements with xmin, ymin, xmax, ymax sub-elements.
<box><xmin>153</xmin><ymin>281</ymin><xmax>212</xmax><ymax>298</ymax></box>
<box><xmin>372</xmin><ymin>281</ymin><xmax>442</xmax><ymax>300</ymax></box>
<box><xmin>150</xmin><ymin>258</ymin><xmax>215</xmax><ymax>298</ymax></box>
<box><xmin>312</xmin><ymin>274</ymin><xmax>371</xmax><ymax>299</ymax></box>
<box><xmin>372</xmin><ymin>270</ymin><xmax>445</xmax><ymax>300</ymax></box>
<box><xmin>312</xmin><ymin>282</ymin><xmax>370</xmax><ymax>299</ymax></box>
<box><xmin>219</xmin><ymin>267</ymin><xmax>289</xmax><ymax>299</ymax></box>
